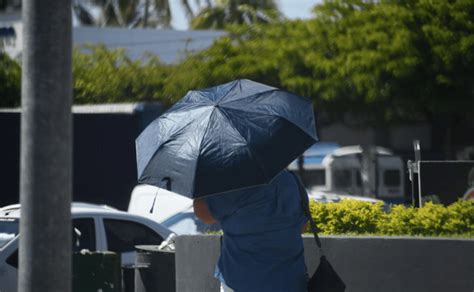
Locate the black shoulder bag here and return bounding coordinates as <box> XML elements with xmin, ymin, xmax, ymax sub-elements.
<box><xmin>291</xmin><ymin>172</ymin><xmax>346</xmax><ymax>292</ymax></box>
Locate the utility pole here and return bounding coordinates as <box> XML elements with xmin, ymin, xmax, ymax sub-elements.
<box><xmin>19</xmin><ymin>0</ymin><xmax>72</xmax><ymax>291</ymax></box>
<box><xmin>407</xmin><ymin>140</ymin><xmax>422</xmax><ymax>207</ymax></box>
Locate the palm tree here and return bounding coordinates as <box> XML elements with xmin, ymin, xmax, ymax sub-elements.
<box><xmin>190</xmin><ymin>0</ymin><xmax>282</xmax><ymax>29</ymax></box>
<box><xmin>3</xmin><ymin>0</ymin><xmax>281</xmax><ymax>29</ymax></box>
<box><xmin>73</xmin><ymin>0</ymin><xmax>203</xmax><ymax>28</ymax></box>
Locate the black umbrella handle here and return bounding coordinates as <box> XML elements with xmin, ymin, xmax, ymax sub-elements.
<box><xmin>149</xmin><ymin>177</ymin><xmax>172</xmax><ymax>213</ymax></box>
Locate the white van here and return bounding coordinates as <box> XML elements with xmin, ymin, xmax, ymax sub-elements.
<box><xmin>288</xmin><ymin>143</ymin><xmax>406</xmax><ymax>204</ymax></box>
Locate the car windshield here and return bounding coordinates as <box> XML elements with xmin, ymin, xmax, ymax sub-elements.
<box><xmin>0</xmin><ymin>218</ymin><xmax>19</xmax><ymax>248</ymax></box>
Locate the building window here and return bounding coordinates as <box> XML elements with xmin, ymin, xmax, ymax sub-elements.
<box><xmin>333</xmin><ymin>169</ymin><xmax>352</xmax><ymax>188</ymax></box>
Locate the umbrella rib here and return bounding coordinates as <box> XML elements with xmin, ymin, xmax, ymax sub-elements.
<box><xmin>221</xmin><ymin>89</ymin><xmax>314</xmax><ymax>108</ymax></box>
<box><xmin>216</xmin><ymin>108</ymin><xmax>271</xmax><ymax>181</ymax></box>
<box><xmin>217</xmin><ymin>80</ymin><xmax>240</xmax><ymax>104</ymax></box>
<box><xmin>190</xmin><ymin>107</ymin><xmax>218</xmax><ymax>196</ymax></box>
<box><xmin>219</xmin><ymin>89</ymin><xmax>278</xmax><ymax>105</ymax></box>
<box><xmin>217</xmin><ymin>106</ymin><xmax>317</xmax><ymax>140</ymax></box>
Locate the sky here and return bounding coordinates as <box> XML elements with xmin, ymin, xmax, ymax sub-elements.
<box><xmin>170</xmin><ymin>0</ymin><xmax>322</xmax><ymax>30</ymax></box>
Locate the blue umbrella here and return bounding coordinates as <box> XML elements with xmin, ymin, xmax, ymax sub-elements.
<box><xmin>136</xmin><ymin>79</ymin><xmax>318</xmax><ymax>199</ymax></box>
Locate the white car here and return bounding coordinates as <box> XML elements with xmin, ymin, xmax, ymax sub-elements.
<box><xmin>0</xmin><ymin>202</ymin><xmax>174</xmax><ymax>292</ymax></box>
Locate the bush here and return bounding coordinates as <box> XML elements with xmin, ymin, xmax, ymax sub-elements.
<box><xmin>307</xmin><ymin>199</ymin><xmax>473</xmax><ymax>237</ymax></box>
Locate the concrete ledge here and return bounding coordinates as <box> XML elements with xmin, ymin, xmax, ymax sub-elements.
<box><xmin>175</xmin><ymin>235</ymin><xmax>474</xmax><ymax>292</ymax></box>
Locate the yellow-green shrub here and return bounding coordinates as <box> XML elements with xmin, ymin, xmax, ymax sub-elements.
<box><xmin>307</xmin><ymin>199</ymin><xmax>473</xmax><ymax>237</ymax></box>
<box><xmin>309</xmin><ymin>200</ymin><xmax>385</xmax><ymax>235</ymax></box>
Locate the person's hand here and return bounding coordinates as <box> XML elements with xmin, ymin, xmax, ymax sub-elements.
<box><xmin>193</xmin><ymin>198</ymin><xmax>217</xmax><ymax>224</ymax></box>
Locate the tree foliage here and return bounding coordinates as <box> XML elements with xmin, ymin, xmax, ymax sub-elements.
<box><xmin>71</xmin><ymin>0</ymin><xmax>281</xmax><ymax>29</ymax></box>
<box><xmin>1</xmin><ymin>0</ymin><xmax>473</xmax><ymax>133</ymax></box>
<box><xmin>72</xmin><ymin>45</ymin><xmax>174</xmax><ymax>105</ymax></box>
<box><xmin>72</xmin><ymin>0</ymin><xmax>178</xmax><ymax>28</ymax></box>
<box><xmin>0</xmin><ymin>52</ymin><xmax>21</xmax><ymax>108</ymax></box>
<box><xmin>190</xmin><ymin>0</ymin><xmax>282</xmax><ymax>29</ymax></box>
<box><xmin>309</xmin><ymin>0</ymin><xmax>474</xmax><ymax>122</ymax></box>
<box><xmin>180</xmin><ymin>0</ymin><xmax>474</xmax><ymax>123</ymax></box>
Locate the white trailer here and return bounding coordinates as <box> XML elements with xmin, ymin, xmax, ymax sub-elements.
<box><xmin>288</xmin><ymin>143</ymin><xmax>406</xmax><ymax>204</ymax></box>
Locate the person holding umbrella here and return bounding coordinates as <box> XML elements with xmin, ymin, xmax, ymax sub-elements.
<box><xmin>194</xmin><ymin>170</ymin><xmax>310</xmax><ymax>292</ymax></box>
<box><xmin>136</xmin><ymin>79</ymin><xmax>318</xmax><ymax>291</ymax></box>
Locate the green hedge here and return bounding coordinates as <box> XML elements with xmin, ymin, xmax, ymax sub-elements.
<box><xmin>307</xmin><ymin>199</ymin><xmax>474</xmax><ymax>237</ymax></box>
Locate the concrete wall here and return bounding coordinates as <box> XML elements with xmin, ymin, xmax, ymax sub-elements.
<box><xmin>175</xmin><ymin>235</ymin><xmax>474</xmax><ymax>292</ymax></box>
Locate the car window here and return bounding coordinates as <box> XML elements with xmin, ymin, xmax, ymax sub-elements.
<box><xmin>4</xmin><ymin>218</ymin><xmax>97</xmax><ymax>269</ymax></box>
<box><xmin>72</xmin><ymin>218</ymin><xmax>96</xmax><ymax>252</ymax></box>
<box><xmin>0</xmin><ymin>218</ymin><xmax>19</xmax><ymax>249</ymax></box>
<box><xmin>384</xmin><ymin>170</ymin><xmax>401</xmax><ymax>187</ymax></box>
<box><xmin>333</xmin><ymin>169</ymin><xmax>352</xmax><ymax>188</ymax></box>
<box><xmin>300</xmin><ymin>169</ymin><xmax>326</xmax><ymax>187</ymax></box>
<box><xmin>6</xmin><ymin>249</ymin><xmax>18</xmax><ymax>268</ymax></box>
<box><xmin>356</xmin><ymin>170</ymin><xmax>362</xmax><ymax>187</ymax></box>
<box><xmin>103</xmin><ymin>219</ymin><xmax>164</xmax><ymax>253</ymax></box>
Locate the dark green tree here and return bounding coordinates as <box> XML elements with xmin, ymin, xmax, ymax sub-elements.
<box><xmin>307</xmin><ymin>0</ymin><xmax>474</xmax><ymax>155</ymax></box>
<box><xmin>169</xmin><ymin>0</ymin><xmax>474</xmax><ymax>156</ymax></box>
<box><xmin>72</xmin><ymin>45</ymin><xmax>173</xmax><ymax>105</ymax></box>
<box><xmin>0</xmin><ymin>53</ymin><xmax>21</xmax><ymax>108</ymax></box>
<box><xmin>190</xmin><ymin>0</ymin><xmax>282</xmax><ymax>29</ymax></box>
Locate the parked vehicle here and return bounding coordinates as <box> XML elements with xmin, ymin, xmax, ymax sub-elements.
<box><xmin>288</xmin><ymin>143</ymin><xmax>406</xmax><ymax>204</ymax></box>
<box><xmin>0</xmin><ymin>202</ymin><xmax>174</xmax><ymax>292</ymax></box>
<box><xmin>127</xmin><ymin>182</ymin><xmax>381</xmax><ymax>236</ymax></box>
<box><xmin>128</xmin><ymin>184</ymin><xmax>220</xmax><ymax>235</ymax></box>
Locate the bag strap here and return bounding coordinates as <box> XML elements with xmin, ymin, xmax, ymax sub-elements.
<box><xmin>290</xmin><ymin>172</ymin><xmax>324</xmax><ymax>254</ymax></box>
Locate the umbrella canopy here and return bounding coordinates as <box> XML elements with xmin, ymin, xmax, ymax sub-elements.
<box><xmin>136</xmin><ymin>79</ymin><xmax>318</xmax><ymax>199</ymax></box>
